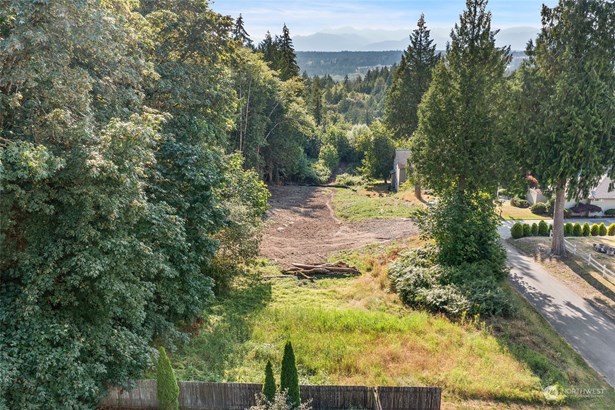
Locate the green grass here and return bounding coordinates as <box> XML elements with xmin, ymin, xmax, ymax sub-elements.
<box><xmin>332</xmin><ymin>184</ymin><xmax>420</xmax><ymax>221</ymax></box>
<box><xmin>165</xmin><ymin>242</ymin><xmax>615</xmax><ymax>408</ymax></box>
<box><xmin>500</xmin><ymin>201</ymin><xmax>550</xmax><ymax>221</ymax></box>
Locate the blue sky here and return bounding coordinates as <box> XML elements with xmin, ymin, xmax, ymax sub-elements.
<box><xmin>211</xmin><ymin>0</ymin><xmax>558</xmax><ymax>39</ymax></box>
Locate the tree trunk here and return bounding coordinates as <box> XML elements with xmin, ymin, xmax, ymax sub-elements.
<box><xmin>414</xmin><ymin>180</ymin><xmax>423</xmax><ymax>202</ymax></box>
<box><xmin>551</xmin><ymin>183</ymin><xmax>567</xmax><ymax>256</ymax></box>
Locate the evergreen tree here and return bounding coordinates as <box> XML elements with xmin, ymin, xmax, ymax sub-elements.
<box><xmin>310</xmin><ymin>77</ymin><xmax>324</xmax><ymax>127</ymax></box>
<box><xmin>157</xmin><ymin>347</ymin><xmax>179</xmax><ymax>410</ymax></box>
<box><xmin>280</xmin><ymin>341</ymin><xmax>300</xmax><ymax>408</ymax></box>
<box><xmin>258</xmin><ymin>31</ymin><xmax>279</xmax><ymax>68</ymax></box>
<box><xmin>385</xmin><ymin>14</ymin><xmax>437</xmax><ymax>200</ymax></box>
<box><xmin>361</xmin><ymin>122</ymin><xmax>395</xmax><ymax>184</ymax></box>
<box><xmin>263</xmin><ymin>360</ymin><xmax>277</xmax><ymax>402</ymax></box>
<box><xmin>276</xmin><ymin>24</ymin><xmax>300</xmax><ymax>81</ymax></box>
<box><xmin>515</xmin><ymin>0</ymin><xmax>615</xmax><ymax>256</ymax></box>
<box><xmin>410</xmin><ymin>0</ymin><xmax>511</xmax><ymax>264</ymax></box>
<box><xmin>233</xmin><ymin>14</ymin><xmax>254</xmax><ymax>49</ymax></box>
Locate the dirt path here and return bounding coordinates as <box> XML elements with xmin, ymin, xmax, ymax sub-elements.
<box><xmin>260</xmin><ymin>185</ymin><xmax>418</xmax><ymax>267</ymax></box>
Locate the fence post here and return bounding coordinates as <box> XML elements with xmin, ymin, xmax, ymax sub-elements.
<box><xmin>588</xmin><ymin>253</ymin><xmax>592</xmax><ymax>266</ymax></box>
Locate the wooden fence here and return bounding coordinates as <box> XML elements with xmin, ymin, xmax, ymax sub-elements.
<box><xmin>100</xmin><ymin>380</ymin><xmax>441</xmax><ymax>410</ymax></box>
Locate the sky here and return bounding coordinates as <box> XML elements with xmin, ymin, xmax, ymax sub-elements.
<box><xmin>211</xmin><ymin>0</ymin><xmax>558</xmax><ymax>40</ymax></box>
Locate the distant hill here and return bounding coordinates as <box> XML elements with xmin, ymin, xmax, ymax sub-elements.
<box><xmin>297</xmin><ymin>50</ymin><xmax>529</xmax><ymax>80</ymax></box>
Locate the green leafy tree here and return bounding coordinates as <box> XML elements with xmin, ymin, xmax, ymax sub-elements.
<box><xmin>280</xmin><ymin>341</ymin><xmax>300</xmax><ymax>408</ymax></box>
<box><xmin>263</xmin><ymin>360</ymin><xmax>277</xmax><ymax>402</ymax></box>
<box><xmin>157</xmin><ymin>347</ymin><xmax>180</xmax><ymax>410</ymax></box>
<box><xmin>410</xmin><ymin>0</ymin><xmax>511</xmax><ymax>264</ymax></box>
<box><xmin>515</xmin><ymin>0</ymin><xmax>615</xmax><ymax>255</ymax></box>
<box><xmin>361</xmin><ymin>122</ymin><xmax>395</xmax><ymax>183</ymax></box>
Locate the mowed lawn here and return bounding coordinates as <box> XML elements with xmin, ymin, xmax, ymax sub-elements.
<box><xmin>500</xmin><ymin>200</ymin><xmax>550</xmax><ymax>220</ymax></box>
<box><xmin>167</xmin><ymin>241</ymin><xmax>615</xmax><ymax>409</ymax></box>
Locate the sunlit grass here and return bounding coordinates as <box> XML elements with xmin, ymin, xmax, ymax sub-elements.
<box><xmin>332</xmin><ymin>184</ymin><xmax>420</xmax><ymax>221</ymax></box>
<box><xmin>500</xmin><ymin>200</ymin><xmax>550</xmax><ymax>220</ymax></box>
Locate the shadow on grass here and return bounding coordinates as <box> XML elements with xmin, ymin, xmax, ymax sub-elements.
<box><xmin>564</xmin><ymin>257</ymin><xmax>615</xmax><ymax>305</ymax></box>
<box><xmin>173</xmin><ymin>277</ymin><xmax>273</xmax><ymax>381</ymax></box>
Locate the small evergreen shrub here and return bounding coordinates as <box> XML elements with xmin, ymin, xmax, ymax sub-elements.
<box><xmin>522</xmin><ymin>224</ymin><xmax>531</xmax><ymax>237</ymax></box>
<box><xmin>263</xmin><ymin>360</ymin><xmax>276</xmax><ymax>402</ymax></box>
<box><xmin>582</xmin><ymin>223</ymin><xmax>591</xmax><ymax>237</ymax></box>
<box><xmin>531</xmin><ymin>223</ymin><xmax>539</xmax><ymax>236</ymax></box>
<box><xmin>157</xmin><ymin>347</ymin><xmax>179</xmax><ymax>410</ymax></box>
<box><xmin>280</xmin><ymin>341</ymin><xmax>300</xmax><ymax>408</ymax></box>
<box><xmin>573</xmin><ymin>223</ymin><xmax>583</xmax><ymax>237</ymax></box>
<box><xmin>511</xmin><ymin>197</ymin><xmax>530</xmax><ymax>208</ymax></box>
<box><xmin>538</xmin><ymin>221</ymin><xmax>549</xmax><ymax>236</ymax></box>
<box><xmin>600</xmin><ymin>223</ymin><xmax>608</xmax><ymax>236</ymax></box>
<box><xmin>590</xmin><ymin>224</ymin><xmax>600</xmax><ymax>236</ymax></box>
<box><xmin>605</xmin><ymin>209</ymin><xmax>615</xmax><ymax>216</ymax></box>
<box><xmin>530</xmin><ymin>202</ymin><xmax>548</xmax><ymax>215</ymax></box>
<box><xmin>564</xmin><ymin>223</ymin><xmax>573</xmax><ymax>237</ymax></box>
<box><xmin>609</xmin><ymin>224</ymin><xmax>615</xmax><ymax>236</ymax></box>
<box><xmin>511</xmin><ymin>223</ymin><xmax>524</xmax><ymax>239</ymax></box>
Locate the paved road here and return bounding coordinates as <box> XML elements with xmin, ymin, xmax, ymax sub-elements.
<box><xmin>503</xmin><ymin>234</ymin><xmax>615</xmax><ymax>388</ymax></box>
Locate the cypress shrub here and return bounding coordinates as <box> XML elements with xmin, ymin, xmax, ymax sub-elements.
<box><xmin>531</xmin><ymin>223</ymin><xmax>539</xmax><ymax>236</ymax></box>
<box><xmin>530</xmin><ymin>202</ymin><xmax>548</xmax><ymax>215</ymax></box>
<box><xmin>157</xmin><ymin>347</ymin><xmax>179</xmax><ymax>410</ymax></box>
<box><xmin>591</xmin><ymin>224</ymin><xmax>600</xmax><ymax>236</ymax></box>
<box><xmin>522</xmin><ymin>224</ymin><xmax>531</xmax><ymax>237</ymax></box>
<box><xmin>280</xmin><ymin>341</ymin><xmax>300</xmax><ymax>408</ymax></box>
<box><xmin>582</xmin><ymin>223</ymin><xmax>591</xmax><ymax>237</ymax></box>
<box><xmin>263</xmin><ymin>360</ymin><xmax>276</xmax><ymax>402</ymax></box>
<box><xmin>599</xmin><ymin>223</ymin><xmax>608</xmax><ymax>236</ymax></box>
<box><xmin>538</xmin><ymin>220</ymin><xmax>549</xmax><ymax>236</ymax></box>
<box><xmin>511</xmin><ymin>223</ymin><xmax>524</xmax><ymax>239</ymax></box>
<box><xmin>564</xmin><ymin>223</ymin><xmax>573</xmax><ymax>236</ymax></box>
<box><xmin>573</xmin><ymin>223</ymin><xmax>583</xmax><ymax>237</ymax></box>
<box><xmin>609</xmin><ymin>224</ymin><xmax>615</xmax><ymax>236</ymax></box>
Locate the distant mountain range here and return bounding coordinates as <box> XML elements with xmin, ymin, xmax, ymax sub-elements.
<box><xmin>293</xmin><ymin>26</ymin><xmax>539</xmax><ymax>52</ymax></box>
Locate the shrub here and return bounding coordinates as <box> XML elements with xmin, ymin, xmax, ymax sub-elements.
<box><xmin>335</xmin><ymin>173</ymin><xmax>363</xmax><ymax>186</ymax></box>
<box><xmin>263</xmin><ymin>360</ymin><xmax>276</xmax><ymax>402</ymax></box>
<box><xmin>157</xmin><ymin>347</ymin><xmax>179</xmax><ymax>410</ymax></box>
<box><xmin>573</xmin><ymin>223</ymin><xmax>583</xmax><ymax>237</ymax></box>
<box><xmin>531</xmin><ymin>223</ymin><xmax>538</xmax><ymax>236</ymax></box>
<box><xmin>538</xmin><ymin>221</ymin><xmax>549</xmax><ymax>236</ymax></box>
<box><xmin>600</xmin><ymin>223</ymin><xmax>608</xmax><ymax>236</ymax></box>
<box><xmin>582</xmin><ymin>223</ymin><xmax>591</xmax><ymax>237</ymax></box>
<box><xmin>249</xmin><ymin>391</ymin><xmax>312</xmax><ymax>410</ymax></box>
<box><xmin>564</xmin><ymin>223</ymin><xmax>573</xmax><ymax>237</ymax></box>
<box><xmin>318</xmin><ymin>143</ymin><xmax>339</xmax><ymax>172</ymax></box>
<box><xmin>280</xmin><ymin>341</ymin><xmax>300</xmax><ymax>408</ymax></box>
<box><xmin>511</xmin><ymin>197</ymin><xmax>530</xmax><ymax>208</ymax></box>
<box><xmin>522</xmin><ymin>224</ymin><xmax>531</xmax><ymax>237</ymax></box>
<box><xmin>590</xmin><ymin>224</ymin><xmax>600</xmax><ymax>236</ymax></box>
<box><xmin>511</xmin><ymin>223</ymin><xmax>524</xmax><ymax>239</ymax></box>
<box><xmin>609</xmin><ymin>224</ymin><xmax>615</xmax><ymax>236</ymax></box>
<box><xmin>530</xmin><ymin>202</ymin><xmax>548</xmax><ymax>215</ymax></box>
<box><xmin>570</xmin><ymin>203</ymin><xmax>602</xmax><ymax>215</ymax></box>
<box><xmin>605</xmin><ymin>209</ymin><xmax>615</xmax><ymax>216</ymax></box>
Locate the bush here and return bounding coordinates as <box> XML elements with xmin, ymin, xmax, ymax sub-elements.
<box><xmin>609</xmin><ymin>224</ymin><xmax>615</xmax><ymax>236</ymax></box>
<box><xmin>573</xmin><ymin>223</ymin><xmax>583</xmax><ymax>237</ymax></box>
<box><xmin>538</xmin><ymin>221</ymin><xmax>549</xmax><ymax>236</ymax></box>
<box><xmin>511</xmin><ymin>197</ymin><xmax>530</xmax><ymax>208</ymax></box>
<box><xmin>530</xmin><ymin>202</ymin><xmax>548</xmax><ymax>215</ymax></box>
<box><xmin>511</xmin><ymin>223</ymin><xmax>524</xmax><ymax>239</ymax></box>
<box><xmin>280</xmin><ymin>341</ymin><xmax>300</xmax><ymax>408</ymax></box>
<box><xmin>531</xmin><ymin>223</ymin><xmax>538</xmax><ymax>236</ymax></box>
<box><xmin>263</xmin><ymin>360</ymin><xmax>276</xmax><ymax>402</ymax></box>
<box><xmin>157</xmin><ymin>347</ymin><xmax>179</xmax><ymax>410</ymax></box>
<box><xmin>522</xmin><ymin>224</ymin><xmax>531</xmax><ymax>237</ymax></box>
<box><xmin>318</xmin><ymin>143</ymin><xmax>339</xmax><ymax>172</ymax></box>
<box><xmin>249</xmin><ymin>391</ymin><xmax>312</xmax><ymax>410</ymax></box>
<box><xmin>564</xmin><ymin>223</ymin><xmax>573</xmax><ymax>237</ymax></box>
<box><xmin>600</xmin><ymin>223</ymin><xmax>608</xmax><ymax>236</ymax></box>
<box><xmin>605</xmin><ymin>209</ymin><xmax>615</xmax><ymax>216</ymax></box>
<box><xmin>590</xmin><ymin>224</ymin><xmax>600</xmax><ymax>236</ymax></box>
<box><xmin>335</xmin><ymin>173</ymin><xmax>364</xmax><ymax>186</ymax></box>
<box><xmin>582</xmin><ymin>223</ymin><xmax>591</xmax><ymax>237</ymax></box>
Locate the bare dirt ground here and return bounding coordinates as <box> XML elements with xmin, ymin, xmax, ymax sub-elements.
<box><xmin>260</xmin><ymin>185</ymin><xmax>418</xmax><ymax>267</ymax></box>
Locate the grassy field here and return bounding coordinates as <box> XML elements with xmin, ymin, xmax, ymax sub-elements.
<box><xmin>332</xmin><ymin>183</ymin><xmax>422</xmax><ymax>221</ymax></box>
<box><xmin>166</xmin><ymin>239</ymin><xmax>615</xmax><ymax>409</ymax></box>
<box><xmin>499</xmin><ymin>200</ymin><xmax>550</xmax><ymax>221</ymax></box>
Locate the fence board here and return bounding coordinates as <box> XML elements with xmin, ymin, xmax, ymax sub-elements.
<box><xmin>100</xmin><ymin>381</ymin><xmax>441</xmax><ymax>410</ymax></box>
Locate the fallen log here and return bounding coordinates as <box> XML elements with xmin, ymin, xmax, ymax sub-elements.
<box><xmin>291</xmin><ymin>263</ymin><xmax>360</xmax><ymax>274</ymax></box>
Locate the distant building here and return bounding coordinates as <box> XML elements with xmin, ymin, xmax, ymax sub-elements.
<box><xmin>391</xmin><ymin>150</ymin><xmax>411</xmax><ymax>192</ymax></box>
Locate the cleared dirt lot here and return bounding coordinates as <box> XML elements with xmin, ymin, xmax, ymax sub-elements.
<box><xmin>259</xmin><ymin>185</ymin><xmax>418</xmax><ymax>267</ymax></box>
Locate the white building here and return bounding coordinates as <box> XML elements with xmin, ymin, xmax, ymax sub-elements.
<box><xmin>391</xmin><ymin>150</ymin><xmax>411</xmax><ymax>192</ymax></box>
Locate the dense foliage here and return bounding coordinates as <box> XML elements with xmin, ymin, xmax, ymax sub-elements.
<box><xmin>280</xmin><ymin>341</ymin><xmax>300</xmax><ymax>408</ymax></box>
<box><xmin>263</xmin><ymin>360</ymin><xmax>277</xmax><ymax>402</ymax></box>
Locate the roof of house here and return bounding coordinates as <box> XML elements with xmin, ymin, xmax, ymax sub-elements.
<box><xmin>394</xmin><ymin>150</ymin><xmax>411</xmax><ymax>169</ymax></box>
<box><xmin>591</xmin><ymin>175</ymin><xmax>615</xmax><ymax>200</ymax></box>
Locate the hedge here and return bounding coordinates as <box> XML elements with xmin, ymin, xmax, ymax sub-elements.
<box><xmin>530</xmin><ymin>202</ymin><xmax>548</xmax><ymax>215</ymax></box>
<box><xmin>609</xmin><ymin>224</ymin><xmax>615</xmax><ymax>236</ymax></box>
<box><xmin>591</xmin><ymin>224</ymin><xmax>600</xmax><ymax>237</ymax></box>
<box><xmin>582</xmin><ymin>223</ymin><xmax>591</xmax><ymax>237</ymax></box>
<box><xmin>511</xmin><ymin>223</ymin><xmax>524</xmax><ymax>239</ymax></box>
<box><xmin>600</xmin><ymin>223</ymin><xmax>608</xmax><ymax>236</ymax></box>
<box><xmin>573</xmin><ymin>223</ymin><xmax>583</xmax><ymax>237</ymax></box>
